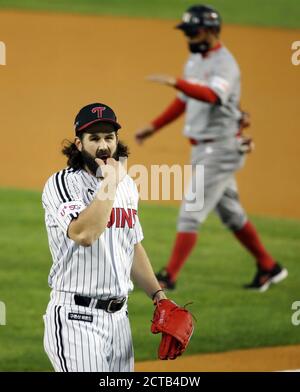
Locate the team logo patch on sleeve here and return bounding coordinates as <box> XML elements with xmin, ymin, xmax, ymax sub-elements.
<box><xmin>58</xmin><ymin>201</ymin><xmax>85</xmax><ymax>218</ymax></box>
<box><xmin>68</xmin><ymin>313</ymin><xmax>93</xmax><ymax>322</ymax></box>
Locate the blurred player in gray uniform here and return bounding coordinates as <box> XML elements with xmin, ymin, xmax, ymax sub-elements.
<box><xmin>42</xmin><ymin>102</ymin><xmax>167</xmax><ymax>372</ymax></box>
<box><xmin>135</xmin><ymin>5</ymin><xmax>287</xmax><ymax>292</ymax></box>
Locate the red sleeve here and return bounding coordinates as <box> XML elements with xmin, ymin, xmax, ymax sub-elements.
<box><xmin>175</xmin><ymin>79</ymin><xmax>219</xmax><ymax>104</ymax></box>
<box><xmin>151</xmin><ymin>97</ymin><xmax>186</xmax><ymax>131</ymax></box>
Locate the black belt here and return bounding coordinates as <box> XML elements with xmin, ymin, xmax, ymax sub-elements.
<box><xmin>74</xmin><ymin>294</ymin><xmax>126</xmax><ymax>313</ymax></box>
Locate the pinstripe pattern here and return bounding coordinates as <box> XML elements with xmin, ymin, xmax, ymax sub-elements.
<box><xmin>54</xmin><ymin>306</ymin><xmax>68</xmax><ymax>372</ymax></box>
<box><xmin>43</xmin><ymin>294</ymin><xmax>134</xmax><ymax>372</ymax></box>
<box><xmin>42</xmin><ymin>167</ymin><xmax>142</xmax><ymax>372</ymax></box>
<box><xmin>42</xmin><ymin>168</ymin><xmax>143</xmax><ymax>298</ymax></box>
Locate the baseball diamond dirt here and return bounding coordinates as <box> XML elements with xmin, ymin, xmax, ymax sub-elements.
<box><xmin>0</xmin><ymin>10</ymin><xmax>300</xmax><ymax>371</ymax></box>
<box><xmin>135</xmin><ymin>344</ymin><xmax>300</xmax><ymax>372</ymax></box>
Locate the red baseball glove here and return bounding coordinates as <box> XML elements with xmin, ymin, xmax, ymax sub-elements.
<box><xmin>151</xmin><ymin>299</ymin><xmax>194</xmax><ymax>360</ymax></box>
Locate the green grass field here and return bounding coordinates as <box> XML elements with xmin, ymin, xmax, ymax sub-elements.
<box><xmin>0</xmin><ymin>188</ymin><xmax>299</xmax><ymax>371</ymax></box>
<box><xmin>0</xmin><ymin>0</ymin><xmax>299</xmax><ymax>28</ymax></box>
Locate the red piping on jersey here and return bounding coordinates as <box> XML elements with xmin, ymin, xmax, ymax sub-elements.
<box><xmin>202</xmin><ymin>42</ymin><xmax>222</xmax><ymax>58</ymax></box>
<box><xmin>175</xmin><ymin>79</ymin><xmax>219</xmax><ymax>103</ymax></box>
<box><xmin>150</xmin><ymin>43</ymin><xmax>222</xmax><ymax>131</ymax></box>
<box><xmin>151</xmin><ymin>97</ymin><xmax>186</xmax><ymax>131</ymax></box>
<box><xmin>208</xmin><ymin>42</ymin><xmax>222</xmax><ymax>53</ymax></box>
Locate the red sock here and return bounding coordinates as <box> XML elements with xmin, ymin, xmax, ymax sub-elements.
<box><xmin>233</xmin><ymin>221</ymin><xmax>276</xmax><ymax>271</ymax></box>
<box><xmin>166</xmin><ymin>232</ymin><xmax>198</xmax><ymax>281</ymax></box>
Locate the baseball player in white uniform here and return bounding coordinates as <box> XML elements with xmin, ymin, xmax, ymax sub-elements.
<box><xmin>42</xmin><ymin>102</ymin><xmax>167</xmax><ymax>372</ymax></box>
<box><xmin>135</xmin><ymin>5</ymin><xmax>288</xmax><ymax>292</ymax></box>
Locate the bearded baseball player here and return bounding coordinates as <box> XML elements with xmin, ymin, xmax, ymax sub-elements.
<box><xmin>42</xmin><ymin>102</ymin><xmax>194</xmax><ymax>372</ymax></box>
<box><xmin>135</xmin><ymin>4</ymin><xmax>288</xmax><ymax>292</ymax></box>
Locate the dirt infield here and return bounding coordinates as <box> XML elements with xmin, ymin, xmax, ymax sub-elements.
<box><xmin>1</xmin><ymin>10</ymin><xmax>300</xmax><ymax>218</ymax></box>
<box><xmin>135</xmin><ymin>345</ymin><xmax>300</xmax><ymax>372</ymax></box>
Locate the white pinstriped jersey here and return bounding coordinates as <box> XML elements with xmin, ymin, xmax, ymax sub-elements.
<box><xmin>42</xmin><ymin>167</ymin><xmax>143</xmax><ymax>299</ymax></box>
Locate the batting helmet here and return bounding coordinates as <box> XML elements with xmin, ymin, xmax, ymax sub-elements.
<box><xmin>176</xmin><ymin>4</ymin><xmax>221</xmax><ymax>36</ymax></box>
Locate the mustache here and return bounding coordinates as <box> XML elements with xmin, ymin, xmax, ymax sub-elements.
<box><xmin>95</xmin><ymin>149</ymin><xmax>111</xmax><ymax>159</ymax></box>
<box><xmin>95</xmin><ymin>143</ymin><xmax>129</xmax><ymax>161</ymax></box>
<box><xmin>81</xmin><ymin>141</ymin><xmax>130</xmax><ymax>176</ymax></box>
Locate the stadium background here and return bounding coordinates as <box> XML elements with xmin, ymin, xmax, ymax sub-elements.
<box><xmin>0</xmin><ymin>0</ymin><xmax>299</xmax><ymax>371</ymax></box>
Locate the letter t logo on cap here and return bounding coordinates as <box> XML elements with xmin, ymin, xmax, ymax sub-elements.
<box><xmin>92</xmin><ymin>106</ymin><xmax>106</xmax><ymax>118</ymax></box>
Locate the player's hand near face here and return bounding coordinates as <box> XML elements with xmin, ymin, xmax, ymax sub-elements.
<box><xmin>135</xmin><ymin>124</ymin><xmax>156</xmax><ymax>145</ymax></box>
<box><xmin>95</xmin><ymin>157</ymin><xmax>127</xmax><ymax>186</ymax></box>
<box><xmin>68</xmin><ymin>158</ymin><xmax>127</xmax><ymax>247</ymax></box>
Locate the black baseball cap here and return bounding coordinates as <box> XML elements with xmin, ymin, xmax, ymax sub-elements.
<box><xmin>74</xmin><ymin>103</ymin><xmax>121</xmax><ymax>133</ymax></box>
<box><xmin>176</xmin><ymin>5</ymin><xmax>221</xmax><ymax>34</ymax></box>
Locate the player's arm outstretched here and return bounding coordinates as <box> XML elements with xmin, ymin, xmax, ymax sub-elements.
<box><xmin>135</xmin><ymin>73</ymin><xmax>219</xmax><ymax>145</ymax></box>
<box><xmin>68</xmin><ymin>158</ymin><xmax>126</xmax><ymax>247</ymax></box>
<box><xmin>135</xmin><ymin>96</ymin><xmax>186</xmax><ymax>145</ymax></box>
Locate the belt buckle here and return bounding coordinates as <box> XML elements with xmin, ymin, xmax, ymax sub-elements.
<box><xmin>106</xmin><ymin>297</ymin><xmax>126</xmax><ymax>313</ymax></box>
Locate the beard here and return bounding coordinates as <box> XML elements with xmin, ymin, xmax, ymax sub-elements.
<box><xmin>188</xmin><ymin>40</ymin><xmax>210</xmax><ymax>54</ymax></box>
<box><xmin>81</xmin><ymin>141</ymin><xmax>129</xmax><ymax>176</ymax></box>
